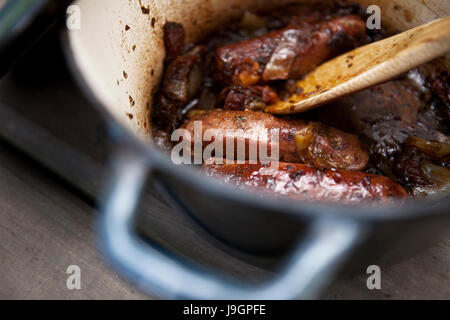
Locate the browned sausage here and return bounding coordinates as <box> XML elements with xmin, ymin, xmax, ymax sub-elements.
<box><xmin>216</xmin><ymin>15</ymin><xmax>366</xmax><ymax>85</ymax></box>
<box><xmin>152</xmin><ymin>45</ymin><xmax>205</xmax><ymax>129</ymax></box>
<box><xmin>203</xmin><ymin>162</ymin><xmax>408</xmax><ymax>204</ymax></box>
<box><xmin>163</xmin><ymin>22</ymin><xmax>186</xmax><ymax>62</ymax></box>
<box><xmin>162</xmin><ymin>46</ymin><xmax>205</xmax><ymax>102</ymax></box>
<box><xmin>219</xmin><ymin>85</ymin><xmax>278</xmax><ymax>111</ymax></box>
<box><xmin>181</xmin><ymin>110</ymin><xmax>368</xmax><ymax>171</ymax></box>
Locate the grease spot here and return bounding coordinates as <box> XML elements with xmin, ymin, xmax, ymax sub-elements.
<box><xmin>403</xmin><ymin>8</ymin><xmax>413</xmax><ymax>22</ymax></box>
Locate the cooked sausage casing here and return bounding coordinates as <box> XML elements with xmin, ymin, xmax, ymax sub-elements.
<box><xmin>215</xmin><ymin>15</ymin><xmax>366</xmax><ymax>85</ymax></box>
<box><xmin>182</xmin><ymin>110</ymin><xmax>368</xmax><ymax>171</ymax></box>
<box><xmin>203</xmin><ymin>162</ymin><xmax>408</xmax><ymax>204</ymax></box>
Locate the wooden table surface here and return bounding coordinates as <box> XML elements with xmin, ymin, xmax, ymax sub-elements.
<box><xmin>0</xmin><ymin>141</ymin><xmax>449</xmax><ymax>300</ymax></box>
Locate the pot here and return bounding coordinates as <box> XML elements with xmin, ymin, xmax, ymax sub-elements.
<box><xmin>5</xmin><ymin>0</ymin><xmax>450</xmax><ymax>299</ymax></box>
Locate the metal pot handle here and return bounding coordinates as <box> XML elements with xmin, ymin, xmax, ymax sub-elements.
<box><xmin>100</xmin><ymin>147</ymin><xmax>366</xmax><ymax>299</ymax></box>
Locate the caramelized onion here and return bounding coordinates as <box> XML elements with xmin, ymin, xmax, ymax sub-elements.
<box><xmin>405</xmin><ymin>136</ymin><xmax>450</xmax><ymax>159</ymax></box>
<box><xmin>240</xmin><ymin>11</ymin><xmax>266</xmax><ymax>31</ymax></box>
<box><xmin>188</xmin><ymin>64</ymin><xmax>202</xmax><ymax>98</ymax></box>
<box><xmin>295</xmin><ymin>125</ymin><xmax>314</xmax><ymax>153</ymax></box>
<box><xmin>246</xmin><ymin>100</ymin><xmax>267</xmax><ymax>111</ymax></box>
<box><xmin>262</xmin><ymin>29</ymin><xmax>302</xmax><ymax>81</ymax></box>
<box><xmin>422</xmin><ymin>163</ymin><xmax>450</xmax><ymax>186</ymax></box>
<box><xmin>413</xmin><ymin>164</ymin><xmax>450</xmax><ymax>198</ymax></box>
<box><xmin>186</xmin><ymin>109</ymin><xmax>207</xmax><ymax>119</ymax></box>
<box><xmin>295</xmin><ymin>122</ymin><xmax>368</xmax><ymax>171</ymax></box>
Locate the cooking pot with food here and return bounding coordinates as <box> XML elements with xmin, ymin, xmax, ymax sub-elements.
<box><xmin>5</xmin><ymin>0</ymin><xmax>450</xmax><ymax>299</ymax></box>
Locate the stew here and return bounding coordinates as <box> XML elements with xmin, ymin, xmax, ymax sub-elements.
<box><xmin>151</xmin><ymin>1</ymin><xmax>449</xmax><ymax>204</ymax></box>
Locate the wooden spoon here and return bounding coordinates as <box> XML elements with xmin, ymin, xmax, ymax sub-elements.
<box><xmin>265</xmin><ymin>16</ymin><xmax>450</xmax><ymax>115</ymax></box>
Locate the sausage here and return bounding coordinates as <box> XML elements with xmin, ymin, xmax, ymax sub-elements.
<box><xmin>163</xmin><ymin>22</ymin><xmax>186</xmax><ymax>62</ymax></box>
<box><xmin>203</xmin><ymin>162</ymin><xmax>408</xmax><ymax>204</ymax></box>
<box><xmin>219</xmin><ymin>85</ymin><xmax>278</xmax><ymax>111</ymax></box>
<box><xmin>215</xmin><ymin>15</ymin><xmax>366</xmax><ymax>85</ymax></box>
<box><xmin>152</xmin><ymin>46</ymin><xmax>205</xmax><ymax>130</ymax></box>
<box><xmin>181</xmin><ymin>110</ymin><xmax>368</xmax><ymax>171</ymax></box>
<box><xmin>162</xmin><ymin>46</ymin><xmax>205</xmax><ymax>102</ymax></box>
